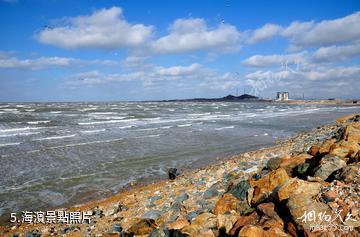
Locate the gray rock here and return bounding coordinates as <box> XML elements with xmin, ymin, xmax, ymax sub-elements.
<box><xmin>112</xmin><ymin>224</ymin><xmax>123</xmax><ymax>233</ymax></box>
<box><xmin>267</xmin><ymin>157</ymin><xmax>282</xmax><ymax>171</ymax></box>
<box><xmin>149</xmin><ymin>228</ymin><xmax>168</xmax><ymax>237</ymax></box>
<box><xmin>142</xmin><ymin>210</ymin><xmax>162</xmax><ymax>220</ymax></box>
<box><xmin>25</xmin><ymin>230</ymin><xmax>41</xmax><ymax>237</ymax></box>
<box><xmin>228</xmin><ymin>180</ymin><xmax>250</xmax><ymax>201</ymax></box>
<box><xmin>175</xmin><ymin>193</ymin><xmax>189</xmax><ymax>203</ymax></box>
<box><xmin>187</xmin><ymin>211</ymin><xmax>199</xmax><ymax>221</ymax></box>
<box><xmin>203</xmin><ymin>182</ymin><xmax>221</xmax><ymax>199</ymax></box>
<box><xmin>314</xmin><ymin>155</ymin><xmax>347</xmax><ymax>180</ymax></box>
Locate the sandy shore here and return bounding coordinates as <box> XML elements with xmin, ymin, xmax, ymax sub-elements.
<box><xmin>1</xmin><ymin>114</ymin><xmax>359</xmax><ymax>237</ymax></box>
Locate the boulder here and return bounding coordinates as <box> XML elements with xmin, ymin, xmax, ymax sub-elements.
<box><xmin>318</xmin><ymin>138</ymin><xmax>337</xmax><ymax>154</ymax></box>
<box><xmin>266</xmin><ymin>157</ymin><xmax>282</xmax><ymax>171</ymax></box>
<box><xmin>277</xmin><ymin>178</ymin><xmax>322</xmax><ymax>202</ymax></box>
<box><xmin>249</xmin><ymin>168</ymin><xmax>289</xmax><ymax>204</ymax></box>
<box><xmin>343</xmin><ymin>123</ymin><xmax>360</xmax><ymax>143</ymax></box>
<box><xmin>128</xmin><ymin>218</ymin><xmax>156</xmax><ymax>235</ymax></box>
<box><xmin>332</xmin><ymin>163</ymin><xmax>360</xmax><ymax>183</ymax></box>
<box><xmin>313</xmin><ymin>155</ymin><xmax>347</xmax><ymax>180</ymax></box>
<box><xmin>213</xmin><ymin>193</ymin><xmax>239</xmax><ymax>215</ymax></box>
<box><xmin>228</xmin><ymin>180</ymin><xmax>250</xmax><ymax>201</ymax></box>
<box><xmin>238</xmin><ymin>225</ymin><xmax>264</xmax><ymax>237</ymax></box>
<box><xmin>229</xmin><ymin>212</ymin><xmax>259</xmax><ymax>236</ymax></box>
<box><xmin>279</xmin><ymin>153</ymin><xmax>313</xmax><ymax>176</ymax></box>
<box><xmin>168</xmin><ymin>168</ymin><xmax>180</xmax><ymax>180</ymax></box>
<box><xmin>287</xmin><ymin>194</ymin><xmax>332</xmax><ymax>233</ymax></box>
<box><xmin>216</xmin><ymin>213</ymin><xmax>239</xmax><ymax>234</ymax></box>
<box><xmin>167</xmin><ymin>218</ymin><xmax>190</xmax><ymax>230</ymax></box>
<box><xmin>308</xmin><ymin>145</ymin><xmax>320</xmax><ymax>156</ymax></box>
<box><xmin>329</xmin><ymin>140</ymin><xmax>360</xmax><ymax>158</ymax></box>
<box><xmin>180</xmin><ymin>213</ymin><xmax>216</xmax><ymax>236</ymax></box>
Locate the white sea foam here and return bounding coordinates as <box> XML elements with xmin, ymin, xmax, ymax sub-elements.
<box><xmin>0</xmin><ymin>127</ymin><xmax>46</xmax><ymax>133</ymax></box>
<box><xmin>78</xmin><ymin>119</ymin><xmax>137</xmax><ymax>125</ymax></box>
<box><xmin>27</xmin><ymin>120</ymin><xmax>51</xmax><ymax>125</ymax></box>
<box><xmin>0</xmin><ymin>142</ymin><xmax>21</xmax><ymax>147</ymax></box>
<box><xmin>50</xmin><ymin>111</ymin><xmax>62</xmax><ymax>114</ymax></box>
<box><xmin>117</xmin><ymin>125</ymin><xmax>133</xmax><ymax>129</ymax></box>
<box><xmin>32</xmin><ymin>134</ymin><xmax>76</xmax><ymax>141</ymax></box>
<box><xmin>215</xmin><ymin>126</ymin><xmax>234</xmax><ymax>131</ymax></box>
<box><xmin>0</xmin><ymin>132</ymin><xmax>40</xmax><ymax>138</ymax></box>
<box><xmin>80</xmin><ymin>129</ymin><xmax>106</xmax><ymax>134</ymax></box>
<box><xmin>177</xmin><ymin>124</ymin><xmax>192</xmax><ymax>127</ymax></box>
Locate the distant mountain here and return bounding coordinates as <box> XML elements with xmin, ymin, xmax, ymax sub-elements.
<box><xmin>159</xmin><ymin>94</ymin><xmax>264</xmax><ymax>102</ymax></box>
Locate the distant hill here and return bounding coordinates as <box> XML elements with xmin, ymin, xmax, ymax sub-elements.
<box><xmin>159</xmin><ymin>94</ymin><xmax>265</xmax><ymax>102</ymax></box>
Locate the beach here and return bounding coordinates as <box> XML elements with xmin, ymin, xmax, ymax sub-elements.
<box><xmin>1</xmin><ymin>113</ymin><xmax>359</xmax><ymax>236</ymax></box>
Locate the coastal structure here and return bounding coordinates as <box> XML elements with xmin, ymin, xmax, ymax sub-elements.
<box><xmin>276</xmin><ymin>92</ymin><xmax>289</xmax><ymax>101</ymax></box>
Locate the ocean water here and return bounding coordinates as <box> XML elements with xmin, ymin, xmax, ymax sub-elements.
<box><xmin>0</xmin><ymin>102</ymin><xmax>360</xmax><ymax>219</ymax></box>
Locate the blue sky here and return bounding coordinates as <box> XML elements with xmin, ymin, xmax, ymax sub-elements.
<box><xmin>0</xmin><ymin>0</ymin><xmax>360</xmax><ymax>101</ymax></box>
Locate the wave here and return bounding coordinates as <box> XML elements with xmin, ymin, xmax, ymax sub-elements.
<box><xmin>0</xmin><ymin>142</ymin><xmax>21</xmax><ymax>147</ymax></box>
<box><xmin>78</xmin><ymin>119</ymin><xmax>137</xmax><ymax>125</ymax></box>
<box><xmin>0</xmin><ymin>127</ymin><xmax>46</xmax><ymax>133</ymax></box>
<box><xmin>0</xmin><ymin>132</ymin><xmax>40</xmax><ymax>138</ymax></box>
<box><xmin>27</xmin><ymin>120</ymin><xmax>51</xmax><ymax>125</ymax></box>
<box><xmin>215</xmin><ymin>126</ymin><xmax>235</xmax><ymax>131</ymax></box>
<box><xmin>138</xmin><ymin>134</ymin><xmax>162</xmax><ymax>138</ymax></box>
<box><xmin>117</xmin><ymin>125</ymin><xmax>133</xmax><ymax>129</ymax></box>
<box><xmin>80</xmin><ymin>129</ymin><xmax>106</xmax><ymax>134</ymax></box>
<box><xmin>32</xmin><ymin>134</ymin><xmax>76</xmax><ymax>141</ymax></box>
<box><xmin>177</xmin><ymin>124</ymin><xmax>192</xmax><ymax>127</ymax></box>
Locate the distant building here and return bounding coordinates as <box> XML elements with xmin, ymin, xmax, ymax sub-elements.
<box><xmin>276</xmin><ymin>92</ymin><xmax>289</xmax><ymax>101</ymax></box>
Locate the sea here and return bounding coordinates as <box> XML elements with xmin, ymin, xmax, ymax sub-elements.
<box><xmin>0</xmin><ymin>102</ymin><xmax>360</xmax><ymax>219</ymax></box>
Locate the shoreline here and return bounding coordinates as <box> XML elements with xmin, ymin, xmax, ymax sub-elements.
<box><xmin>1</xmin><ymin>114</ymin><xmax>359</xmax><ymax>236</ymax></box>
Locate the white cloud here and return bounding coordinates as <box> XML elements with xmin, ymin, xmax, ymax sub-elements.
<box><xmin>312</xmin><ymin>42</ymin><xmax>360</xmax><ymax>62</ymax></box>
<box><xmin>0</xmin><ymin>56</ymin><xmax>118</xmax><ymax>70</ymax></box>
<box><xmin>37</xmin><ymin>7</ymin><xmax>154</xmax><ymax>50</ymax></box>
<box><xmin>247</xmin><ymin>24</ymin><xmax>282</xmax><ymax>44</ymax></box>
<box><xmin>151</xmin><ymin>18</ymin><xmax>241</xmax><ymax>54</ymax></box>
<box><xmin>242</xmin><ymin>52</ymin><xmax>307</xmax><ymax>67</ymax></box>
<box><xmin>285</xmin><ymin>12</ymin><xmax>360</xmax><ymax>48</ymax></box>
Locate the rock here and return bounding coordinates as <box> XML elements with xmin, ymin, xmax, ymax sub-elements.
<box><xmin>277</xmin><ymin>178</ymin><xmax>322</xmax><ymax>202</ymax></box>
<box><xmin>168</xmin><ymin>168</ymin><xmax>180</xmax><ymax>180</ymax></box>
<box><xmin>148</xmin><ymin>228</ymin><xmax>168</xmax><ymax>237</ymax></box>
<box><xmin>319</xmin><ymin>138</ymin><xmax>337</xmax><ymax>154</ymax></box>
<box><xmin>256</xmin><ymin>202</ymin><xmax>280</xmax><ymax>220</ymax></box>
<box><xmin>175</xmin><ymin>193</ymin><xmax>189</xmax><ymax>203</ymax></box>
<box><xmin>128</xmin><ymin>219</ymin><xmax>156</xmax><ymax>235</ymax></box>
<box><xmin>216</xmin><ymin>213</ymin><xmax>239</xmax><ymax>234</ymax></box>
<box><xmin>213</xmin><ymin>193</ymin><xmax>239</xmax><ymax>215</ymax></box>
<box><xmin>228</xmin><ymin>180</ymin><xmax>250</xmax><ymax>201</ymax></box>
<box><xmin>104</xmin><ymin>203</ymin><xmax>122</xmax><ymax>216</ymax></box>
<box><xmin>192</xmin><ymin>212</ymin><xmax>217</xmax><ymax>228</ymax></box>
<box><xmin>266</xmin><ymin>157</ymin><xmax>282</xmax><ymax>171</ymax></box>
<box><xmin>181</xmin><ymin>213</ymin><xmax>216</xmax><ymax>236</ymax></box>
<box><xmin>279</xmin><ymin>153</ymin><xmax>312</xmax><ymax>176</ymax></box>
<box><xmin>249</xmin><ymin>168</ymin><xmax>289</xmax><ymax>204</ymax></box>
<box><xmin>167</xmin><ymin>218</ymin><xmax>190</xmax><ymax>230</ymax></box>
<box><xmin>293</xmin><ymin>162</ymin><xmax>310</xmax><ymax>178</ymax></box>
<box><xmin>313</xmin><ymin>155</ymin><xmax>347</xmax><ymax>180</ymax></box>
<box><xmin>142</xmin><ymin>210</ymin><xmax>162</xmax><ymax>220</ymax></box>
<box><xmin>329</xmin><ymin>140</ymin><xmax>360</xmax><ymax>158</ymax></box>
<box><xmin>343</xmin><ymin>123</ymin><xmax>360</xmax><ymax>143</ymax></box>
<box><xmin>308</xmin><ymin>145</ymin><xmax>320</xmax><ymax>156</ymax></box>
<box><xmin>25</xmin><ymin>230</ymin><xmax>41</xmax><ymax>237</ymax></box>
<box><xmin>332</xmin><ymin>163</ymin><xmax>360</xmax><ymax>183</ymax></box>
<box><xmin>186</xmin><ymin>211</ymin><xmax>198</xmax><ymax>221</ymax></box>
<box><xmin>287</xmin><ymin>194</ymin><xmax>332</xmax><ymax>232</ymax></box>
<box><xmin>203</xmin><ymin>182</ymin><xmax>224</xmax><ymax>199</ymax></box>
<box><xmin>336</xmin><ymin>114</ymin><xmax>360</xmax><ymax>123</ymax></box>
<box><xmin>112</xmin><ymin>224</ymin><xmax>123</xmax><ymax>233</ymax></box>
<box><xmin>320</xmin><ymin>190</ymin><xmax>337</xmax><ymax>203</ymax></box>
<box><xmin>229</xmin><ymin>212</ymin><xmax>259</xmax><ymax>236</ymax></box>
<box><xmin>238</xmin><ymin>225</ymin><xmax>264</xmax><ymax>237</ymax></box>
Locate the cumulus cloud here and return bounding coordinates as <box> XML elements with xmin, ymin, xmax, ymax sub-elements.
<box><xmin>37</xmin><ymin>7</ymin><xmax>154</xmax><ymax>50</ymax></box>
<box><xmin>151</xmin><ymin>18</ymin><xmax>241</xmax><ymax>54</ymax></box>
<box><xmin>0</xmin><ymin>55</ymin><xmax>118</xmax><ymax>70</ymax></box>
<box><xmin>284</xmin><ymin>12</ymin><xmax>360</xmax><ymax>48</ymax></box>
<box><xmin>242</xmin><ymin>52</ymin><xmax>307</xmax><ymax>67</ymax></box>
<box><xmin>247</xmin><ymin>24</ymin><xmax>282</xmax><ymax>44</ymax></box>
<box><xmin>312</xmin><ymin>42</ymin><xmax>360</xmax><ymax>62</ymax></box>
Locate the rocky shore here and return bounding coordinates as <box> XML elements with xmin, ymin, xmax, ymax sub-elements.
<box><xmin>1</xmin><ymin>114</ymin><xmax>359</xmax><ymax>237</ymax></box>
